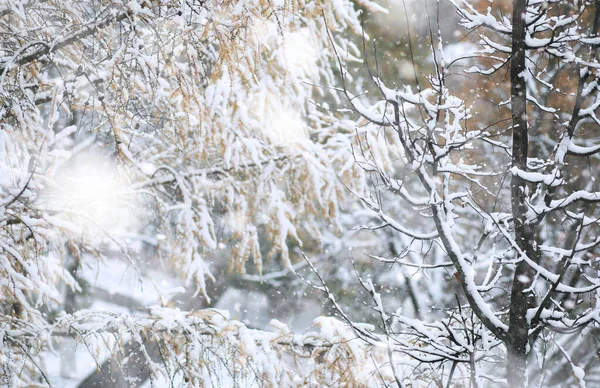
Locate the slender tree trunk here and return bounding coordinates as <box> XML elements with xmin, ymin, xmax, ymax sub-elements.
<box><xmin>61</xmin><ymin>245</ymin><xmax>79</xmax><ymax>379</ymax></box>
<box><xmin>507</xmin><ymin>0</ymin><xmax>536</xmax><ymax>386</ymax></box>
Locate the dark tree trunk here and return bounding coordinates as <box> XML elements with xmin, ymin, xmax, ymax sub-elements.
<box><xmin>78</xmin><ymin>268</ymin><xmax>230</xmax><ymax>388</ymax></box>
<box><xmin>507</xmin><ymin>0</ymin><xmax>536</xmax><ymax>386</ymax></box>
<box><xmin>77</xmin><ymin>337</ymin><xmax>162</xmax><ymax>388</ymax></box>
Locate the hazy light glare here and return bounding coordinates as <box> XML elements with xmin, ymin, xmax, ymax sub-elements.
<box><xmin>45</xmin><ymin>152</ymin><xmax>139</xmax><ymax>235</ymax></box>
<box><xmin>282</xmin><ymin>29</ymin><xmax>318</xmax><ymax>75</ymax></box>
<box><xmin>266</xmin><ymin>103</ymin><xmax>308</xmax><ymax>147</ymax></box>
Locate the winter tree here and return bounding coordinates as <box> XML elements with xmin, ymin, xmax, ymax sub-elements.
<box><xmin>0</xmin><ymin>0</ymin><xmax>394</xmax><ymax>386</ymax></box>
<box><xmin>332</xmin><ymin>0</ymin><xmax>600</xmax><ymax>386</ymax></box>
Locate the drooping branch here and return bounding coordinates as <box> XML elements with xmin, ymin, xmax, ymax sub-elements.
<box><xmin>0</xmin><ymin>8</ymin><xmax>130</xmax><ymax>77</ymax></box>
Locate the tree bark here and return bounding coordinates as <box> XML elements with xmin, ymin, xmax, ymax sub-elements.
<box><xmin>77</xmin><ymin>337</ymin><xmax>161</xmax><ymax>388</ymax></box>
<box><xmin>78</xmin><ymin>266</ymin><xmax>230</xmax><ymax>388</ymax></box>
<box><xmin>507</xmin><ymin>0</ymin><xmax>536</xmax><ymax>386</ymax></box>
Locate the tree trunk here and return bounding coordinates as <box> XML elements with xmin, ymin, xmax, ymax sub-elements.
<box><xmin>78</xmin><ymin>266</ymin><xmax>230</xmax><ymax>388</ymax></box>
<box><xmin>77</xmin><ymin>337</ymin><xmax>161</xmax><ymax>388</ymax></box>
<box><xmin>507</xmin><ymin>0</ymin><xmax>535</xmax><ymax>386</ymax></box>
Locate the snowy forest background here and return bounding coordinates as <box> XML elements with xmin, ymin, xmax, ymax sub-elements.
<box><xmin>3</xmin><ymin>0</ymin><xmax>600</xmax><ymax>386</ymax></box>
